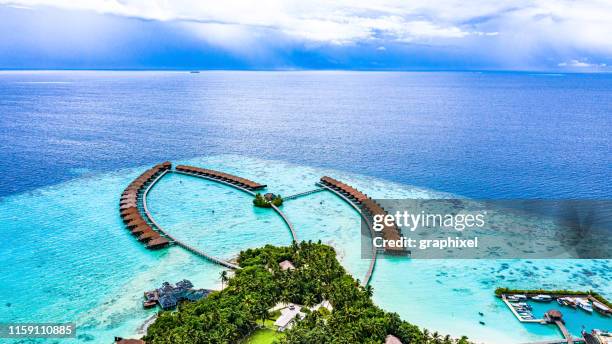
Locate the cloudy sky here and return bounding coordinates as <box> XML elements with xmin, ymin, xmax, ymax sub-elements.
<box><xmin>1</xmin><ymin>0</ymin><xmax>611</xmax><ymax>70</ymax></box>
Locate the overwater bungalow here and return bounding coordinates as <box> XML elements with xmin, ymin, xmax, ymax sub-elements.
<box><xmin>130</xmin><ymin>224</ymin><xmax>150</xmax><ymax>235</ymax></box>
<box><xmin>320</xmin><ymin>176</ymin><xmax>404</xmax><ymax>253</ymax></box>
<box><xmin>146</xmin><ymin>237</ymin><xmax>170</xmax><ymax>249</ymax></box>
<box><xmin>175</xmin><ymin>165</ymin><xmax>267</xmax><ymax>190</ymax></box>
<box><xmin>119</xmin><ymin>162</ymin><xmax>173</xmax><ymax>250</ymax></box>
<box><xmin>592</xmin><ymin>300</ymin><xmax>611</xmax><ymax>315</ymax></box>
<box><xmin>138</xmin><ymin>229</ymin><xmax>160</xmax><ymax>242</ymax></box>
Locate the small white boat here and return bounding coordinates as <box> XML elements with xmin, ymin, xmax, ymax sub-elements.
<box><xmin>532</xmin><ymin>294</ymin><xmax>553</xmax><ymax>302</ymax></box>
<box><xmin>513</xmin><ymin>294</ymin><xmax>528</xmax><ymax>300</ymax></box>
<box><xmin>577</xmin><ymin>299</ymin><xmax>593</xmax><ymax>313</ymax></box>
<box><xmin>592</xmin><ymin>301</ymin><xmax>611</xmax><ymax>315</ymax></box>
<box><xmin>516</xmin><ymin>302</ymin><xmax>532</xmax><ymax>310</ymax></box>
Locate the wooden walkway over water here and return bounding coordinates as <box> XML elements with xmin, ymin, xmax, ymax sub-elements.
<box><xmin>284</xmin><ymin>188</ymin><xmax>325</xmax><ymax>200</ymax></box>
<box><xmin>317</xmin><ymin>182</ymin><xmax>377</xmax><ymax>286</ymax></box>
<box><xmin>142</xmin><ymin>169</ymin><xmax>240</xmax><ymax>269</ymax></box>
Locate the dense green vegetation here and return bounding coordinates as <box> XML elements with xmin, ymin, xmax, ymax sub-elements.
<box><xmin>253</xmin><ymin>193</ymin><xmax>283</xmax><ymax>208</ymax></box>
<box><xmin>145</xmin><ymin>242</ymin><xmax>470</xmax><ymax>344</ymax></box>
<box><xmin>495</xmin><ymin>287</ymin><xmax>612</xmax><ymax>308</ymax></box>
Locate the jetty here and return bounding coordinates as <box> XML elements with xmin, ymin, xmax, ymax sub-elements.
<box><xmin>284</xmin><ymin>187</ymin><xmax>325</xmax><ymax>200</ymax></box>
<box><xmin>316</xmin><ymin>176</ymin><xmax>408</xmax><ymax>285</ymax></box>
<box><xmin>319</xmin><ymin>176</ymin><xmax>405</xmax><ymax>255</ymax></box>
<box><xmin>174</xmin><ymin>165</ymin><xmax>266</xmax><ymax>193</ymax></box>
<box><xmin>501</xmin><ymin>294</ymin><xmax>545</xmax><ymax>323</ymax></box>
<box><xmin>120</xmin><ymin>162</ymin><xmax>240</xmax><ymax>269</ymax></box>
<box><xmin>119</xmin><ymin>162</ymin><xmax>172</xmax><ymax>250</ymax></box>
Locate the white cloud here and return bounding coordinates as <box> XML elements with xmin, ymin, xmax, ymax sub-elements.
<box><xmin>1</xmin><ymin>0</ymin><xmax>611</xmax><ymax>62</ymax></box>
<box><xmin>558</xmin><ymin>59</ymin><xmax>608</xmax><ymax>68</ymax></box>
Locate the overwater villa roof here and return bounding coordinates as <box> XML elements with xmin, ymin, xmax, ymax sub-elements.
<box><xmin>147</xmin><ymin>237</ymin><xmax>170</xmax><ymax>249</ymax></box>
<box><xmin>119</xmin><ymin>163</ymin><xmax>174</xmax><ymax>251</ymax></box>
<box><xmin>123</xmin><ymin>213</ymin><xmax>143</xmax><ymax>226</ymax></box>
<box><xmin>120</xmin><ymin>203</ymin><xmax>137</xmax><ymax>211</ymax></box>
<box><xmin>120</xmin><ymin>207</ymin><xmax>138</xmax><ymax>216</ymax></box>
<box><xmin>320</xmin><ymin>176</ymin><xmax>404</xmax><ymax>252</ymax></box>
<box><xmin>126</xmin><ymin>218</ymin><xmax>146</xmax><ymax>227</ymax></box>
<box><xmin>175</xmin><ymin>165</ymin><xmax>267</xmax><ymax>190</ymax></box>
<box><xmin>130</xmin><ymin>224</ymin><xmax>150</xmax><ymax>234</ymax></box>
<box><xmin>138</xmin><ymin>230</ymin><xmax>160</xmax><ymax>242</ymax></box>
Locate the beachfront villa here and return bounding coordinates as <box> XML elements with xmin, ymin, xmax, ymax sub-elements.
<box><xmin>143</xmin><ymin>279</ymin><xmax>211</xmax><ymax>310</ymax></box>
<box><xmin>385</xmin><ymin>334</ymin><xmax>403</xmax><ymax>344</ymax></box>
<box><xmin>274</xmin><ymin>304</ymin><xmax>306</xmax><ymax>332</ymax></box>
<box><xmin>279</xmin><ymin>259</ymin><xmax>295</xmax><ymax>271</ymax></box>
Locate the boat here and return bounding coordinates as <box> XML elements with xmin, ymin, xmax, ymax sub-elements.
<box><xmin>516</xmin><ymin>302</ymin><xmax>532</xmax><ymax>310</ymax></box>
<box><xmin>531</xmin><ymin>294</ymin><xmax>553</xmax><ymax>302</ymax></box>
<box><xmin>479</xmin><ymin>321</ymin><xmax>485</xmax><ymax>325</ymax></box>
<box><xmin>577</xmin><ymin>299</ymin><xmax>593</xmax><ymax>313</ymax></box>
<box><xmin>507</xmin><ymin>294</ymin><xmax>528</xmax><ymax>302</ymax></box>
<box><xmin>592</xmin><ymin>301</ymin><xmax>611</xmax><ymax>315</ymax></box>
<box><xmin>478</xmin><ymin>312</ymin><xmax>484</xmax><ymax>316</ymax></box>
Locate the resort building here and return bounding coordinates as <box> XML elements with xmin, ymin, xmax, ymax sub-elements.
<box><xmin>274</xmin><ymin>304</ymin><xmax>305</xmax><ymax>332</ymax></box>
<box><xmin>385</xmin><ymin>334</ymin><xmax>403</xmax><ymax>344</ymax></box>
<box><xmin>143</xmin><ymin>279</ymin><xmax>211</xmax><ymax>310</ymax></box>
<box><xmin>311</xmin><ymin>300</ymin><xmax>333</xmax><ymax>312</ymax></box>
<box><xmin>279</xmin><ymin>260</ymin><xmax>295</xmax><ymax>271</ymax></box>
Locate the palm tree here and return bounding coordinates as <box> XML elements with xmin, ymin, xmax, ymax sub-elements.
<box><xmin>364</xmin><ymin>284</ymin><xmax>374</xmax><ymax>298</ymax></box>
<box><xmin>220</xmin><ymin>270</ymin><xmax>228</xmax><ymax>289</ymax></box>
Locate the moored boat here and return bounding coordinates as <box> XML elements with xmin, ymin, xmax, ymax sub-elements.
<box><xmin>577</xmin><ymin>299</ymin><xmax>593</xmax><ymax>313</ymax></box>
<box><xmin>592</xmin><ymin>301</ymin><xmax>611</xmax><ymax>315</ymax></box>
<box><xmin>531</xmin><ymin>294</ymin><xmax>553</xmax><ymax>302</ymax></box>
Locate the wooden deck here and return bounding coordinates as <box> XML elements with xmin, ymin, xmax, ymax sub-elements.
<box><xmin>317</xmin><ymin>182</ymin><xmax>377</xmax><ymax>286</ymax></box>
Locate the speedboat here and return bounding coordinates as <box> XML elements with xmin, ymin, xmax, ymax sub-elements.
<box><xmin>516</xmin><ymin>302</ymin><xmax>532</xmax><ymax>310</ymax></box>
<box><xmin>532</xmin><ymin>294</ymin><xmax>553</xmax><ymax>302</ymax></box>
<box><xmin>578</xmin><ymin>299</ymin><xmax>593</xmax><ymax>313</ymax></box>
<box><xmin>592</xmin><ymin>301</ymin><xmax>611</xmax><ymax>315</ymax></box>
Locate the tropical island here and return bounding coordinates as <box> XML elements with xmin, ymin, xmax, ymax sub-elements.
<box><xmin>253</xmin><ymin>192</ymin><xmax>283</xmax><ymax>208</ymax></box>
<box><xmin>144</xmin><ymin>242</ymin><xmax>470</xmax><ymax>344</ymax></box>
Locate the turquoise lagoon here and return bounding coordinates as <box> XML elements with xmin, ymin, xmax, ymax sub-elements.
<box><xmin>0</xmin><ymin>155</ymin><xmax>610</xmax><ymax>343</ymax></box>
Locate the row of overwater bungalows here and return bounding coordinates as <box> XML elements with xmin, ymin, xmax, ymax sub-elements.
<box><xmin>175</xmin><ymin>165</ymin><xmax>266</xmax><ymax>191</ymax></box>
<box><xmin>119</xmin><ymin>162</ymin><xmax>172</xmax><ymax>249</ymax></box>
<box><xmin>319</xmin><ymin>176</ymin><xmax>404</xmax><ymax>254</ymax></box>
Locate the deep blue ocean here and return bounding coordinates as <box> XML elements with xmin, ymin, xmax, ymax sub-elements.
<box><xmin>1</xmin><ymin>71</ymin><xmax>610</xmax><ymax>199</ymax></box>
<box><xmin>0</xmin><ymin>71</ymin><xmax>611</xmax><ymax>343</ymax></box>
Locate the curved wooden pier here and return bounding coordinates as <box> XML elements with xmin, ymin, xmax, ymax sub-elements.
<box><xmin>141</xmin><ymin>169</ymin><xmax>240</xmax><ymax>269</ymax></box>
<box><xmin>317</xmin><ymin>182</ymin><xmax>377</xmax><ymax>286</ymax></box>
<box><xmin>270</xmin><ymin>204</ymin><xmax>298</xmax><ymax>243</ymax></box>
